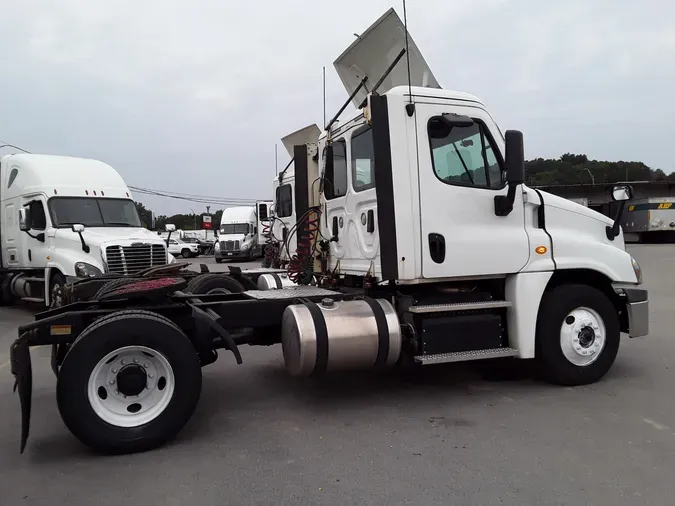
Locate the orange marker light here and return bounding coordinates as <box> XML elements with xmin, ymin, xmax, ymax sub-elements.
<box><xmin>535</xmin><ymin>246</ymin><xmax>547</xmax><ymax>255</ymax></box>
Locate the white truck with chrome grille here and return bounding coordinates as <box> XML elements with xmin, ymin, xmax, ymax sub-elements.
<box><xmin>0</xmin><ymin>153</ymin><xmax>170</xmax><ymax>307</ymax></box>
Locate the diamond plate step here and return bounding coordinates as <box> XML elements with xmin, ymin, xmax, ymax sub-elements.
<box><xmin>408</xmin><ymin>300</ymin><xmax>512</xmax><ymax>314</ymax></box>
<box><xmin>414</xmin><ymin>347</ymin><xmax>518</xmax><ymax>365</ymax></box>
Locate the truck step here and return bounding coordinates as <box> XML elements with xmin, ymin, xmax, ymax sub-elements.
<box><xmin>414</xmin><ymin>347</ymin><xmax>518</xmax><ymax>365</ymax></box>
<box><xmin>408</xmin><ymin>300</ymin><xmax>512</xmax><ymax>314</ymax></box>
<box><xmin>21</xmin><ymin>297</ymin><xmax>45</xmax><ymax>303</ymax></box>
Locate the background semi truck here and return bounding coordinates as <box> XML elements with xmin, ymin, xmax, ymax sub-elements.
<box><xmin>10</xmin><ymin>8</ymin><xmax>648</xmax><ymax>456</ymax></box>
<box><xmin>0</xmin><ymin>153</ymin><xmax>169</xmax><ymax>307</ymax></box>
<box><xmin>214</xmin><ymin>203</ymin><xmax>272</xmax><ymax>262</ymax></box>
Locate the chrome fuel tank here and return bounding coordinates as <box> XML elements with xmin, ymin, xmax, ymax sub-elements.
<box><xmin>281</xmin><ymin>298</ymin><xmax>402</xmax><ymax>377</ymax></box>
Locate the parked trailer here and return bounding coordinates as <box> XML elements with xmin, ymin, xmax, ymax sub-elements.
<box><xmin>622</xmin><ymin>197</ymin><xmax>675</xmax><ymax>241</ymax></box>
<box><xmin>9</xmin><ymin>8</ymin><xmax>648</xmax><ymax>455</ymax></box>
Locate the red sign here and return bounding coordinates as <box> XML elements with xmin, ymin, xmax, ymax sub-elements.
<box><xmin>202</xmin><ymin>215</ymin><xmax>212</xmax><ymax>230</ymax></box>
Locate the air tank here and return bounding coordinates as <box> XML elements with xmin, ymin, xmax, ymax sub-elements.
<box><xmin>257</xmin><ymin>272</ymin><xmax>296</xmax><ymax>290</ymax></box>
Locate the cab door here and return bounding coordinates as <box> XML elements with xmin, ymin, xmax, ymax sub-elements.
<box><xmin>415</xmin><ymin>102</ymin><xmax>529</xmax><ymax>278</ymax></box>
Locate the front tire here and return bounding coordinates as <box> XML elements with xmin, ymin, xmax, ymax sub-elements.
<box><xmin>181</xmin><ymin>249</ymin><xmax>192</xmax><ymax>259</ymax></box>
<box><xmin>49</xmin><ymin>272</ymin><xmax>67</xmax><ymax>309</ymax></box>
<box><xmin>215</xmin><ymin>258</ymin><xmax>223</xmax><ymax>264</ymax></box>
<box><xmin>56</xmin><ymin>310</ymin><xmax>202</xmax><ymax>454</ymax></box>
<box><xmin>536</xmin><ymin>284</ymin><xmax>620</xmax><ymax>386</ymax></box>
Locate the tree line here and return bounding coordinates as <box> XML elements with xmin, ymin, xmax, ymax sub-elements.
<box><xmin>134</xmin><ymin>153</ymin><xmax>673</xmax><ymax>228</ymax></box>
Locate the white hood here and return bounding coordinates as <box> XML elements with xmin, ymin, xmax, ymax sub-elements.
<box><xmin>539</xmin><ymin>191</ymin><xmax>613</xmax><ymax>227</ymax></box>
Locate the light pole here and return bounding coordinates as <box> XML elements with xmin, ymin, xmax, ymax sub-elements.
<box><xmin>582</xmin><ymin>167</ymin><xmax>595</xmax><ymax>185</ymax></box>
<box><xmin>189</xmin><ymin>208</ymin><xmax>196</xmax><ymax>230</ymax></box>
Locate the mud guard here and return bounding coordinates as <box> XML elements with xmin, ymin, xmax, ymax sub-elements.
<box><xmin>10</xmin><ymin>337</ymin><xmax>32</xmax><ymax>454</ymax></box>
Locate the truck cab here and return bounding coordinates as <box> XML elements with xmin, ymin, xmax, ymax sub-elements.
<box><xmin>214</xmin><ymin>206</ymin><xmax>261</xmax><ymax>262</ymax></box>
<box><xmin>0</xmin><ymin>153</ymin><xmax>168</xmax><ymax>307</ymax></box>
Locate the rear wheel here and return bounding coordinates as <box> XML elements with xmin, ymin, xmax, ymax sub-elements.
<box><xmin>56</xmin><ymin>310</ymin><xmax>202</xmax><ymax>454</ymax></box>
<box><xmin>536</xmin><ymin>284</ymin><xmax>620</xmax><ymax>386</ymax></box>
<box><xmin>186</xmin><ymin>273</ymin><xmax>245</xmax><ymax>295</ymax></box>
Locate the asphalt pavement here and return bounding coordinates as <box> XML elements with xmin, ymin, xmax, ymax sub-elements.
<box><xmin>0</xmin><ymin>247</ymin><xmax>673</xmax><ymax>505</ymax></box>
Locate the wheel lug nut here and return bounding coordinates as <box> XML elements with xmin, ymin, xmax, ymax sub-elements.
<box><xmin>148</xmin><ymin>374</ymin><xmax>154</xmax><ymax>379</ymax></box>
<box><xmin>121</xmin><ymin>359</ymin><xmax>126</xmax><ymax>365</ymax></box>
<box><xmin>134</xmin><ymin>358</ymin><xmax>138</xmax><ymax>363</ymax></box>
<box><xmin>593</xmin><ymin>325</ymin><xmax>599</xmax><ymax>330</ymax></box>
<box><xmin>144</xmin><ymin>363</ymin><xmax>149</xmax><ymax>368</ymax></box>
<box><xmin>112</xmin><ymin>368</ymin><xmax>117</xmax><ymax>373</ymax></box>
<box><xmin>109</xmin><ymin>380</ymin><xmax>115</xmax><ymax>385</ymax></box>
<box><xmin>573</xmin><ymin>337</ymin><xmax>579</xmax><ymax>342</ymax></box>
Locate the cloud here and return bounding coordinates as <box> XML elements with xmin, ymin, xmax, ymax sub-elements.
<box><xmin>1</xmin><ymin>0</ymin><xmax>673</xmax><ymax>213</ymax></box>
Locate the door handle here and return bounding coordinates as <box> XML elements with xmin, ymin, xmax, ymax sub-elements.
<box><xmin>428</xmin><ymin>233</ymin><xmax>446</xmax><ymax>264</ymax></box>
<box><xmin>366</xmin><ymin>210</ymin><xmax>374</xmax><ymax>233</ymax></box>
<box><xmin>332</xmin><ymin>217</ymin><xmax>339</xmax><ymax>239</ymax></box>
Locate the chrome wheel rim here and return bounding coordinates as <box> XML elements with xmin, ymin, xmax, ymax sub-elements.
<box><xmin>559</xmin><ymin>307</ymin><xmax>606</xmax><ymax>366</ymax></box>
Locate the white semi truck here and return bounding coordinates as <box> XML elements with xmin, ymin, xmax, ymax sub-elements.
<box><xmin>0</xmin><ymin>153</ymin><xmax>170</xmax><ymax>307</ymax></box>
<box><xmin>214</xmin><ymin>203</ymin><xmax>272</xmax><ymax>262</ymax></box>
<box><xmin>11</xmin><ymin>8</ymin><xmax>648</xmax><ymax>456</ymax></box>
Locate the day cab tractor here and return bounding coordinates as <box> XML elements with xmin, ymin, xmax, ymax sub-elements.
<box><xmin>9</xmin><ymin>8</ymin><xmax>648</xmax><ymax>455</ymax></box>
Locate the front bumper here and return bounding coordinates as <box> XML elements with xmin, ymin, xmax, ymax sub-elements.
<box><xmin>613</xmin><ymin>284</ymin><xmax>649</xmax><ymax>338</ymax></box>
<box><xmin>215</xmin><ymin>250</ymin><xmax>249</xmax><ymax>260</ymax></box>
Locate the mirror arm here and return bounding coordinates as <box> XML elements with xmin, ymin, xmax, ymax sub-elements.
<box><xmin>166</xmin><ymin>231</ymin><xmax>172</xmax><ymax>247</ymax></box>
<box><xmin>606</xmin><ymin>201</ymin><xmax>627</xmax><ymax>241</ymax></box>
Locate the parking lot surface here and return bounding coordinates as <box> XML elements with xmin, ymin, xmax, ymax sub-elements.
<box><xmin>0</xmin><ymin>247</ymin><xmax>673</xmax><ymax>505</ymax></box>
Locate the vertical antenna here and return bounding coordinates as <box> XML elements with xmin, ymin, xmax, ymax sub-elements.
<box><xmin>275</xmin><ymin>143</ymin><xmax>278</xmax><ymax>176</ymax></box>
<box><xmin>402</xmin><ymin>0</ymin><xmax>414</xmax><ymax>116</ymax></box>
<box><xmin>322</xmin><ymin>66</ymin><xmax>327</xmax><ymax>129</ymax></box>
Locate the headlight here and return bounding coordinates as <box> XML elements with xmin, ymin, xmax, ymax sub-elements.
<box><xmin>631</xmin><ymin>256</ymin><xmax>643</xmax><ymax>285</ymax></box>
<box><xmin>241</xmin><ymin>243</ymin><xmax>250</xmax><ymax>250</ymax></box>
<box><xmin>75</xmin><ymin>262</ymin><xmax>103</xmax><ymax>278</ymax></box>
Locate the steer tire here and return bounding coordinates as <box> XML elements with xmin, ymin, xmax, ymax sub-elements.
<box><xmin>215</xmin><ymin>258</ymin><xmax>223</xmax><ymax>264</ymax></box>
<box><xmin>186</xmin><ymin>274</ymin><xmax>245</xmax><ymax>295</ymax></box>
<box><xmin>535</xmin><ymin>284</ymin><xmax>620</xmax><ymax>386</ymax></box>
<box><xmin>56</xmin><ymin>310</ymin><xmax>202</xmax><ymax>455</ymax></box>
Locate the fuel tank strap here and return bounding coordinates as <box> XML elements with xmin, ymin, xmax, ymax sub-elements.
<box><xmin>362</xmin><ymin>297</ymin><xmax>389</xmax><ymax>368</ymax></box>
<box><xmin>303</xmin><ymin>301</ymin><xmax>329</xmax><ymax>376</ymax></box>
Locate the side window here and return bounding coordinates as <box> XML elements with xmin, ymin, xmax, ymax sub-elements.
<box><xmin>325</xmin><ymin>140</ymin><xmax>348</xmax><ymax>199</ymax></box>
<box><xmin>428</xmin><ymin>118</ymin><xmax>503</xmax><ymax>189</ymax></box>
<box><xmin>7</xmin><ymin>168</ymin><xmax>18</xmax><ymax>189</ymax></box>
<box><xmin>29</xmin><ymin>200</ymin><xmax>47</xmax><ymax>230</ymax></box>
<box><xmin>258</xmin><ymin>203</ymin><xmax>268</xmax><ymax>221</ymax></box>
<box><xmin>276</xmin><ymin>184</ymin><xmax>293</xmax><ymax>218</ymax></box>
<box><xmin>351</xmin><ymin>126</ymin><xmax>375</xmax><ymax>192</ymax></box>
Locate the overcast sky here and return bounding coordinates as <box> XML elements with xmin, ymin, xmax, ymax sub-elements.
<box><xmin>1</xmin><ymin>0</ymin><xmax>673</xmax><ymax>214</ymax></box>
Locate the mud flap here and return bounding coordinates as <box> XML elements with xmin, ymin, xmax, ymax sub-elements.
<box><xmin>10</xmin><ymin>338</ymin><xmax>32</xmax><ymax>454</ymax></box>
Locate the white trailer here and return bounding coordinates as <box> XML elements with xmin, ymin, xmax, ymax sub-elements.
<box><xmin>0</xmin><ymin>153</ymin><xmax>170</xmax><ymax>307</ymax></box>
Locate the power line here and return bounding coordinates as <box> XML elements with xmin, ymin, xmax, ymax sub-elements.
<box><xmin>129</xmin><ymin>185</ymin><xmax>260</xmax><ymax>207</ymax></box>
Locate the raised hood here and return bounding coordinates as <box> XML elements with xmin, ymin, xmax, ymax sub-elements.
<box><xmin>281</xmin><ymin>124</ymin><xmax>321</xmax><ymax>157</ymax></box>
<box><xmin>334</xmin><ymin>7</ymin><xmax>441</xmax><ymax>109</ymax></box>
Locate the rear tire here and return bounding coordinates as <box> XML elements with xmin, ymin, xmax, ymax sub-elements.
<box><xmin>215</xmin><ymin>258</ymin><xmax>223</xmax><ymax>264</ymax></box>
<box><xmin>186</xmin><ymin>273</ymin><xmax>245</xmax><ymax>295</ymax></box>
<box><xmin>535</xmin><ymin>284</ymin><xmax>620</xmax><ymax>386</ymax></box>
<box><xmin>56</xmin><ymin>310</ymin><xmax>202</xmax><ymax>454</ymax></box>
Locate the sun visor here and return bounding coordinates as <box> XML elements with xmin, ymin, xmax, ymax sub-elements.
<box><xmin>280</xmin><ymin>124</ymin><xmax>321</xmax><ymax>157</ymax></box>
<box><xmin>333</xmin><ymin>7</ymin><xmax>441</xmax><ymax>109</ymax></box>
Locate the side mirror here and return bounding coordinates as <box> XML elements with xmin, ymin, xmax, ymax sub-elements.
<box><xmin>71</xmin><ymin>224</ymin><xmax>90</xmax><ymax>253</ymax></box>
<box><xmin>165</xmin><ymin>224</ymin><xmax>176</xmax><ymax>232</ymax></box>
<box><xmin>611</xmin><ymin>184</ymin><xmax>632</xmax><ymax>202</ymax></box>
<box><xmin>504</xmin><ymin>130</ymin><xmax>525</xmax><ymax>185</ymax></box>
<box><xmin>149</xmin><ymin>211</ymin><xmax>156</xmax><ymax>230</ymax></box>
<box><xmin>19</xmin><ymin>207</ymin><xmax>30</xmax><ymax>231</ymax></box>
<box><xmin>494</xmin><ymin>130</ymin><xmax>525</xmax><ymax>217</ymax></box>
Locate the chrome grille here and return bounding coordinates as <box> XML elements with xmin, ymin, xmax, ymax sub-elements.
<box><xmin>105</xmin><ymin>243</ymin><xmax>167</xmax><ymax>275</ymax></box>
<box><xmin>220</xmin><ymin>240</ymin><xmax>240</xmax><ymax>251</ymax></box>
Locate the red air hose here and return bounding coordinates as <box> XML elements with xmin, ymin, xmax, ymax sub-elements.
<box><xmin>287</xmin><ymin>209</ymin><xmax>321</xmax><ymax>283</ymax></box>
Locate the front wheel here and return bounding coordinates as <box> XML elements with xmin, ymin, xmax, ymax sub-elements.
<box><xmin>215</xmin><ymin>258</ymin><xmax>223</xmax><ymax>264</ymax></box>
<box><xmin>181</xmin><ymin>249</ymin><xmax>192</xmax><ymax>259</ymax></box>
<box><xmin>56</xmin><ymin>310</ymin><xmax>202</xmax><ymax>454</ymax></box>
<box><xmin>49</xmin><ymin>272</ymin><xmax>67</xmax><ymax>308</ymax></box>
<box><xmin>536</xmin><ymin>284</ymin><xmax>620</xmax><ymax>386</ymax></box>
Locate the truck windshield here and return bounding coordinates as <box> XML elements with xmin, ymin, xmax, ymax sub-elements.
<box><xmin>49</xmin><ymin>197</ymin><xmax>142</xmax><ymax>228</ymax></box>
<box><xmin>220</xmin><ymin>223</ymin><xmax>249</xmax><ymax>234</ymax></box>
